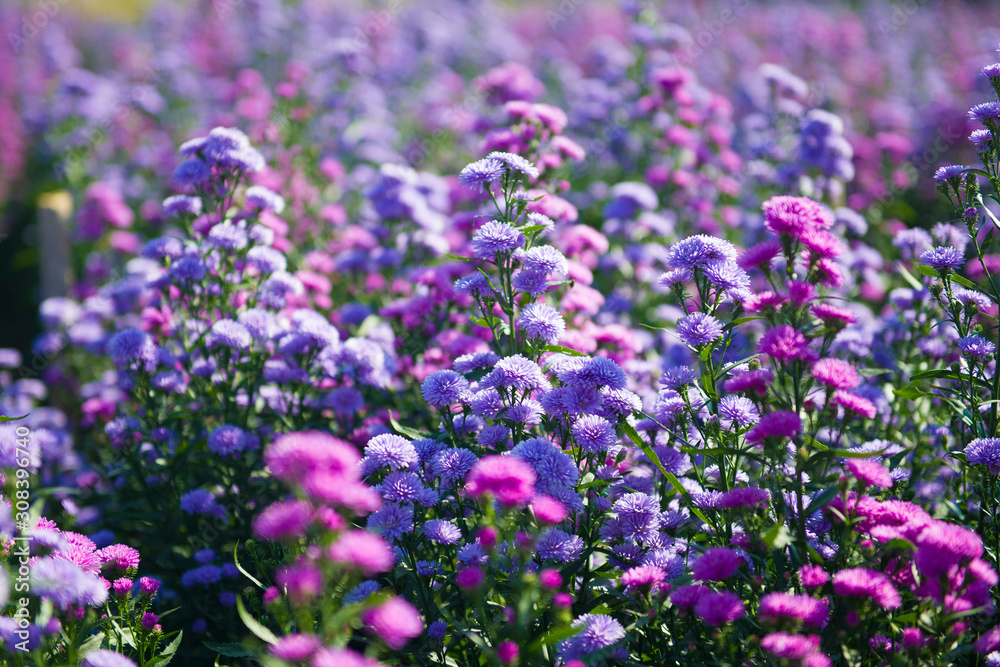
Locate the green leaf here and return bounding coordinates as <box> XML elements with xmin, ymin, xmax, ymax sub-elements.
<box><xmin>204</xmin><ymin>641</ymin><xmax>257</xmax><ymax>659</ymax></box>
<box><xmin>0</xmin><ymin>414</ymin><xmax>28</xmax><ymax>422</ymax></box>
<box><xmin>518</xmin><ymin>224</ymin><xmax>549</xmax><ymax>236</ymax></box>
<box><xmin>388</xmin><ymin>411</ymin><xmax>431</xmax><ymax>440</ymax></box>
<box><xmin>897</xmin><ymin>264</ymin><xmax>923</xmax><ymax>290</ymax></box>
<box><xmin>762</xmin><ymin>523</ymin><xmax>792</xmax><ymax>550</ymax></box>
<box><xmin>883</xmin><ymin>538</ymin><xmax>916</xmax><ymax>551</ymax></box>
<box><xmin>236</xmin><ymin>596</ymin><xmax>278</xmax><ymax>645</ymax></box>
<box><xmin>155</xmin><ymin>630</ymin><xmax>184</xmax><ymax>667</ymax></box>
<box><xmin>803</xmin><ymin>487</ymin><xmax>840</xmax><ymax>517</ymax></box>
<box><xmin>234</xmin><ymin>543</ymin><xmax>266</xmax><ymax>590</ymax></box>
<box><xmin>542</xmin><ymin>344</ymin><xmax>588</xmax><ymax>357</ymax></box>
<box><xmin>916</xmin><ymin>264</ymin><xmax>936</xmax><ymax>277</ymax></box>
<box><xmin>952</xmin><ymin>274</ymin><xmax>990</xmax><ymax>296</ymax></box>
<box><xmin>730</xmin><ymin>316</ymin><xmax>763</xmax><ymax>326</ymax></box>
<box><xmin>620</xmin><ymin>422</ymin><xmax>667</xmax><ymax>477</ymax></box>
<box><xmin>857</xmin><ymin>368</ymin><xmax>893</xmax><ymax>377</ymax></box>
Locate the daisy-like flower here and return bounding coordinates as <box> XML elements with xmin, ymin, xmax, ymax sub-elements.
<box><xmin>486</xmin><ymin>151</ymin><xmax>539</xmax><ymax>179</ymax></box>
<box><xmin>458</xmin><ymin>157</ymin><xmax>505</xmax><ymax>191</ymax></box>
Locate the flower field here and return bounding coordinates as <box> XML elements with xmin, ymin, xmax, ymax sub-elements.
<box><xmin>7</xmin><ymin>1</ymin><xmax>1000</xmax><ymax>665</ymax></box>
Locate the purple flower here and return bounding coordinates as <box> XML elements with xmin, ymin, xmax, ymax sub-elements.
<box><xmin>694</xmin><ymin>590</ymin><xmax>745</xmax><ymax>626</ymax></box>
<box><xmin>560</xmin><ymin>356</ymin><xmax>627</xmax><ymax>390</ymax></box>
<box><xmin>536</xmin><ymin>528</ymin><xmax>584</xmax><ymax>562</ymax></box>
<box><xmin>921</xmin><ymin>246</ymin><xmax>965</xmax><ymax>272</ymax></box>
<box><xmin>746</xmin><ymin>410</ymin><xmax>801</xmax><ymax>443</ymax></box>
<box><xmin>692</xmin><ymin>547</ymin><xmax>743</xmax><ymax>582</ymax></box>
<box><xmin>30</xmin><ymin>557</ymin><xmax>108</xmax><ymax>609</ymax></box>
<box><xmin>719</xmin><ymin>395</ymin><xmax>760</xmax><ymax>428</ymax></box>
<box><xmin>572</xmin><ymin>414</ymin><xmax>617</xmax><ymax>453</ymax></box>
<box><xmin>511</xmin><ymin>269</ymin><xmax>550</xmax><ymax>296</ymax></box>
<box><xmin>613</xmin><ymin>492</ymin><xmax>661</xmax><ymax>540</ymax></box>
<box><xmin>959</xmin><ymin>335</ymin><xmax>996</xmax><ymax>361</ymax></box>
<box><xmin>421</xmin><ymin>370</ymin><xmax>471</xmax><ymax>408</ymax></box>
<box><xmin>844</xmin><ymin>459</ymin><xmax>892</xmax><ymax>489</ymax></box>
<box><xmin>519</xmin><ymin>245</ymin><xmax>568</xmax><ymax>276</ymax></box>
<box><xmin>162</xmin><ymin>195</ymin><xmax>202</xmax><ymax>217</ymax></box>
<box><xmin>760</xmin><ymin>633</ymin><xmax>821</xmax><ymax>661</ymax></box>
<box><xmin>454</xmin><ymin>272</ymin><xmax>496</xmax><ymax>298</ymax></box>
<box><xmin>245</xmin><ymin>186</ymin><xmax>285</xmax><ymax>213</ymax></box>
<box><xmin>179</xmin><ymin>489</ymin><xmax>222</xmax><ymax>517</ymax></box>
<box><xmin>423</xmin><ymin>520</ymin><xmax>462</xmax><ymax>545</ymax></box>
<box><xmin>676</xmin><ymin>313</ymin><xmax>724</xmax><ymax>348</ymax></box>
<box><xmin>82</xmin><ymin>650</ymin><xmax>137</xmax><ymax>667</ymax></box>
<box><xmin>934</xmin><ymin>164</ymin><xmax>970</xmax><ymax>183</ymax></box>
<box><xmin>472</xmin><ymin>221</ymin><xmax>525</xmax><ymax>259</ymax></box>
<box><xmin>482</xmin><ymin>355</ymin><xmax>548</xmax><ymax>392</ymax></box>
<box><xmin>459</xmin><ymin>157</ymin><xmax>505</xmax><ymax>191</ymax></box>
<box><xmin>210</xmin><ymin>320</ymin><xmax>252</xmax><ymax>351</ymax></box>
<box><xmin>559</xmin><ymin>614</ymin><xmax>625</xmax><ymax>661</ymax></box>
<box><xmin>486</xmin><ymin>151</ymin><xmax>539</xmax><ymax>179</ymax></box>
<box><xmin>367</xmin><ymin>503</ymin><xmax>414</xmax><ymax>541</ymax></box>
<box><xmin>666</xmin><ymin>235</ymin><xmax>738</xmax><ymax>270</ymax></box>
<box><xmin>913</xmin><ymin>520</ymin><xmax>983</xmax><ymax>579</ymax></box>
<box><xmin>107</xmin><ymin>328</ymin><xmax>157</xmax><ymax>370</ymax></box>
<box><xmin>246</xmin><ymin>246</ymin><xmax>287</xmax><ymax>273</ymax></box>
<box><xmin>360</xmin><ymin>434</ymin><xmax>418</xmax><ymax>477</ymax></box>
<box><xmin>208</xmin><ymin>223</ymin><xmax>249</xmax><ymax>251</ymax></box>
<box><xmin>518</xmin><ymin>303</ymin><xmax>565</xmax><ymax>344</ymax></box>
<box><xmin>172</xmin><ymin>159</ymin><xmax>210</xmax><ymax>187</ymax></box>
<box><xmin>967</xmin><ymin>438</ymin><xmax>1000</xmax><ymax>473</ymax></box>
<box><xmin>208</xmin><ymin>425</ymin><xmax>247</xmax><ymax>456</ymax></box>
<box><xmin>344</xmin><ymin>581</ymin><xmax>381</xmax><ymax>605</ymax></box>
<box><xmin>510</xmin><ymin>438</ymin><xmax>578</xmax><ymax>492</ymax></box>
<box><xmin>429</xmin><ymin>448</ymin><xmax>479</xmax><ymax>485</ymax></box>
<box><xmin>377</xmin><ymin>471</ymin><xmax>436</xmax><ymax>505</ymax></box>
<box><xmin>969</xmin><ymin>102</ymin><xmax>1000</xmax><ymax>125</ymax></box>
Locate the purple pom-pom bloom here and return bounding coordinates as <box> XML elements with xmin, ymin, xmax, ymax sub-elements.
<box><xmin>472</xmin><ymin>221</ymin><xmax>525</xmax><ymax>259</ymax></box>
<box><xmin>967</xmin><ymin>438</ymin><xmax>1000</xmax><ymax>473</ymax></box>
<box><xmin>518</xmin><ymin>302</ymin><xmax>565</xmax><ymax>344</ymax></box>
<box><xmin>208</xmin><ymin>425</ymin><xmax>247</xmax><ymax>456</ymax></box>
<box><xmin>920</xmin><ymin>246</ymin><xmax>965</xmax><ymax>272</ymax></box>
<box><xmin>421</xmin><ymin>370</ymin><xmax>471</xmax><ymax>408</ymax></box>
<box><xmin>959</xmin><ymin>335</ymin><xmax>996</xmax><ymax>361</ymax></box>
<box><xmin>459</xmin><ymin>157</ymin><xmax>505</xmax><ymax>191</ymax></box>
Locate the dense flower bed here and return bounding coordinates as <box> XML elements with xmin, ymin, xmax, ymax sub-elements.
<box><xmin>6</xmin><ymin>1</ymin><xmax>1000</xmax><ymax>666</ymax></box>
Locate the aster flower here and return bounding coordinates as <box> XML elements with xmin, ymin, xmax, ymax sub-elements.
<box><xmin>694</xmin><ymin>590</ymin><xmax>745</xmax><ymax>626</ymax></box>
<box><xmin>759</xmin><ymin>325</ymin><xmax>812</xmax><ymax>361</ymax></box>
<box><xmin>832</xmin><ymin>390</ymin><xmax>877</xmax><ymax>419</ymax></box>
<box><xmin>811</xmin><ymin>302</ymin><xmax>856</xmax><ymax>326</ymax></box>
<box><xmin>246</xmin><ymin>246</ymin><xmax>287</xmax><ymax>273</ymax></box>
<box><xmin>465</xmin><ymin>455</ymin><xmax>536</xmax><ymax>506</ymax></box>
<box><xmin>718</xmin><ymin>486</ymin><xmax>770</xmax><ymax>510</ymax></box>
<box><xmin>360</xmin><ymin>434</ymin><xmax>418</xmax><ymax>476</ymax></box>
<box><xmin>30</xmin><ymin>557</ymin><xmax>108</xmax><ymax>609</ymax></box>
<box><xmin>559</xmin><ymin>614</ymin><xmax>625</xmax><ymax>661</ymax></box>
<box><xmin>423</xmin><ymin>520</ymin><xmax>462</xmax><ymax>545</ymax></box>
<box><xmin>921</xmin><ymin>246</ymin><xmax>965</xmax><ymax>273</ymax></box>
<box><xmin>970</xmin><ymin>102</ymin><xmax>1000</xmax><ymax>126</ymax></box>
<box><xmin>537</xmin><ymin>528</ymin><xmax>584</xmax><ymax>562</ymax></box>
<box><xmin>966</xmin><ymin>438</ymin><xmax>1000</xmax><ymax>473</ymax></box>
<box><xmin>377</xmin><ymin>471</ymin><xmax>436</xmax><ymax>505</ymax></box>
<box><xmin>472</xmin><ymin>221</ymin><xmax>525</xmax><ymax>259</ymax></box>
<box><xmin>811</xmin><ymin>358</ymin><xmax>860</xmax><ymax>390</ymax></box>
<box><xmin>762</xmin><ymin>195</ymin><xmax>832</xmax><ymax>239</ymax></box>
<box><xmin>745</xmin><ymin>410</ymin><xmax>801</xmax><ymax>443</ymax></box>
<box><xmin>253</xmin><ymin>499</ymin><xmax>313</xmax><ymax>541</ymax></box>
<box><xmin>512</xmin><ymin>268</ymin><xmax>550</xmax><ymax>296</ymax></box>
<box><xmin>82</xmin><ymin>650</ymin><xmax>137</xmax><ymax>667</ymax></box>
<box><xmin>361</xmin><ymin>597</ymin><xmax>423</xmax><ymax>650</ymax></box>
<box><xmin>511</xmin><ymin>438</ymin><xmax>579</xmax><ymax>492</ymax></box>
<box><xmin>429</xmin><ymin>448</ymin><xmax>479</xmax><ymax>485</ymax></box>
<box><xmin>718</xmin><ymin>395</ymin><xmax>760</xmax><ymax>428</ymax></box>
<box><xmin>328</xmin><ymin>530</ymin><xmax>395</xmax><ymax>576</ymax></box>
<box><xmin>666</xmin><ymin>235</ymin><xmax>739</xmax><ymax>270</ymax></box>
<box><xmin>759</xmin><ymin>592</ymin><xmax>829</xmax><ymax>628</ymax></box>
<box><xmin>959</xmin><ymin>335</ymin><xmax>997</xmax><ymax>361</ymax></box>
<box><xmin>207</xmin><ymin>424</ymin><xmax>247</xmax><ymax>456</ymax></box>
<box><xmin>692</xmin><ymin>547</ymin><xmax>743</xmax><ymax>582</ymax></box>
<box><xmin>210</xmin><ymin>320</ymin><xmax>252</xmax><ymax>351</ymax></box>
<box><xmin>245</xmin><ymin>185</ymin><xmax>286</xmax><ymax>213</ymax></box>
<box><xmin>518</xmin><ymin>302</ymin><xmax>565</xmax><ymax>344</ymax></box>
<box><xmin>832</xmin><ymin>567</ymin><xmax>901</xmax><ymax>609</ymax></box>
<box><xmin>367</xmin><ymin>503</ymin><xmax>414</xmax><ymax>541</ymax></box>
<box><xmin>761</xmin><ymin>633</ymin><xmax>821</xmax><ymax>661</ymax></box>
<box><xmin>519</xmin><ymin>245</ymin><xmax>568</xmax><ymax>275</ymax></box>
<box><xmin>459</xmin><ymin>157</ymin><xmax>505</xmax><ymax>191</ymax></box>
<box><xmin>454</xmin><ymin>272</ymin><xmax>496</xmax><ymax>298</ymax></box>
<box><xmin>162</xmin><ymin>195</ymin><xmax>202</xmax><ymax>217</ymax></box>
<box><xmin>421</xmin><ymin>370</ymin><xmax>471</xmax><ymax>408</ymax></box>
<box><xmin>172</xmin><ymin>159</ymin><xmax>210</xmax><ymax>187</ymax></box>
<box><xmin>486</xmin><ymin>151</ymin><xmax>539</xmax><ymax>179</ymax></box>
<box><xmin>676</xmin><ymin>313</ymin><xmax>724</xmax><ymax>348</ymax></box>
<box><xmin>481</xmin><ymin>355</ymin><xmax>548</xmax><ymax>392</ymax></box>
<box><xmin>179</xmin><ymin>489</ymin><xmax>222</xmax><ymax>516</ymax></box>
<box><xmin>913</xmin><ymin>520</ymin><xmax>983</xmax><ymax>579</ymax></box>
<box><xmin>572</xmin><ymin>414</ymin><xmax>617</xmax><ymax>453</ymax></box>
<box><xmin>344</xmin><ymin>581</ymin><xmax>382</xmax><ymax>605</ymax></box>
<box><xmin>207</xmin><ymin>222</ymin><xmax>249</xmax><ymax>250</ymax></box>
<box><xmin>107</xmin><ymin>328</ymin><xmax>157</xmax><ymax>370</ymax></box>
<box><xmin>844</xmin><ymin>459</ymin><xmax>893</xmax><ymax>489</ymax></box>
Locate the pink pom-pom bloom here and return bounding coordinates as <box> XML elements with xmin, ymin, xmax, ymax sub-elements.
<box><xmin>745</xmin><ymin>411</ymin><xmax>802</xmax><ymax>444</ymax></box>
<box><xmin>760</xmin><ymin>633</ymin><xmax>822</xmax><ymax>661</ymax></box>
<box><xmin>465</xmin><ymin>455</ymin><xmax>536</xmax><ymax>507</ymax></box>
<box><xmin>328</xmin><ymin>530</ymin><xmax>395</xmax><ymax>577</ymax></box>
<box><xmin>811</xmin><ymin>358</ymin><xmax>860</xmax><ymax>391</ymax></box>
<box><xmin>761</xmin><ymin>195</ymin><xmax>832</xmax><ymax>240</ymax></box>
<box><xmin>832</xmin><ymin>568</ymin><xmax>901</xmax><ymax>610</ymax></box>
<box><xmin>799</xmin><ymin>565</ymin><xmax>829</xmax><ymax>589</ymax></box>
<box><xmin>758</xmin><ymin>592</ymin><xmax>830</xmax><ymax>628</ymax></box>
<box><xmin>844</xmin><ymin>459</ymin><xmax>893</xmax><ymax>489</ymax></box>
<box><xmin>832</xmin><ymin>390</ymin><xmax>877</xmax><ymax>419</ymax></box>
<box><xmin>913</xmin><ymin>520</ymin><xmax>984</xmax><ymax>579</ymax></box>
<box><xmin>621</xmin><ymin>565</ymin><xmax>667</xmax><ymax>591</ymax></box>
<box><xmin>692</xmin><ymin>547</ymin><xmax>743</xmax><ymax>582</ymax></box>
<box><xmin>694</xmin><ymin>590</ymin><xmax>745</xmax><ymax>626</ymax></box>
<box><xmin>759</xmin><ymin>326</ymin><xmax>813</xmax><ymax>361</ymax></box>
<box><xmin>361</xmin><ymin>597</ymin><xmax>424</xmax><ymax>650</ymax></box>
<box><xmin>532</xmin><ymin>495</ymin><xmax>568</xmax><ymax>524</ymax></box>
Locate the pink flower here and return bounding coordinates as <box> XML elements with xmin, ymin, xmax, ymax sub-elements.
<box><xmin>456</xmin><ymin>566</ymin><xmax>485</xmax><ymax>590</ymax></box>
<box><xmin>844</xmin><ymin>459</ymin><xmax>893</xmax><ymax>489</ymax></box>
<box><xmin>465</xmin><ymin>455</ymin><xmax>536</xmax><ymax>506</ymax></box>
<box><xmin>811</xmin><ymin>358</ymin><xmax>860</xmax><ymax>390</ymax></box>
<box><xmin>761</xmin><ymin>195</ymin><xmax>832</xmax><ymax>239</ymax></box>
<box><xmin>328</xmin><ymin>530</ymin><xmax>395</xmax><ymax>576</ymax></box>
<box><xmin>532</xmin><ymin>495</ymin><xmax>568</xmax><ymax>524</ymax></box>
<box><xmin>760</xmin><ymin>633</ymin><xmax>821</xmax><ymax>661</ymax></box>
<box><xmin>914</xmin><ymin>520</ymin><xmax>984</xmax><ymax>579</ymax></box>
<box><xmin>270</xmin><ymin>634</ymin><xmax>321</xmax><ymax>661</ymax></box>
<box><xmin>811</xmin><ymin>302</ymin><xmax>856</xmax><ymax>326</ymax></box>
<box><xmin>758</xmin><ymin>593</ymin><xmax>829</xmax><ymax>628</ymax></box>
<box><xmin>832</xmin><ymin>568</ymin><xmax>901</xmax><ymax>610</ymax></box>
<box><xmin>497</xmin><ymin>641</ymin><xmax>519</xmax><ymax>664</ymax></box>
<box><xmin>759</xmin><ymin>326</ymin><xmax>814</xmax><ymax>361</ymax></box>
<box><xmin>798</xmin><ymin>565</ymin><xmax>829</xmax><ymax>589</ymax></box>
<box><xmin>671</xmin><ymin>584</ymin><xmax>711</xmax><ymax>610</ymax></box>
<box><xmin>620</xmin><ymin>565</ymin><xmax>667</xmax><ymax>590</ymax></box>
<box><xmin>361</xmin><ymin>597</ymin><xmax>424</xmax><ymax>650</ymax></box>
<box><xmin>253</xmin><ymin>499</ymin><xmax>314</xmax><ymax>541</ymax></box>
<box><xmin>832</xmin><ymin>391</ymin><xmax>877</xmax><ymax>419</ymax></box>
<box><xmin>275</xmin><ymin>562</ymin><xmax>323</xmax><ymax>605</ymax></box>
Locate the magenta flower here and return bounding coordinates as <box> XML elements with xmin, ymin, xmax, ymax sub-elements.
<box><xmin>844</xmin><ymin>459</ymin><xmax>893</xmax><ymax>489</ymax></box>
<box><xmin>759</xmin><ymin>592</ymin><xmax>829</xmax><ymax>628</ymax></box>
<box><xmin>914</xmin><ymin>520</ymin><xmax>984</xmax><ymax>579</ymax></box>
<box><xmin>620</xmin><ymin>565</ymin><xmax>667</xmax><ymax>591</ymax></box>
<box><xmin>811</xmin><ymin>358</ymin><xmax>860</xmax><ymax>390</ymax></box>
<box><xmin>694</xmin><ymin>590</ymin><xmax>745</xmax><ymax>626</ymax></box>
<box><xmin>745</xmin><ymin>410</ymin><xmax>802</xmax><ymax>444</ymax></box>
<box><xmin>760</xmin><ymin>633</ymin><xmax>821</xmax><ymax>661</ymax></box>
<box><xmin>692</xmin><ymin>547</ymin><xmax>743</xmax><ymax>582</ymax></box>
<box><xmin>328</xmin><ymin>530</ymin><xmax>395</xmax><ymax>577</ymax></box>
<box><xmin>832</xmin><ymin>390</ymin><xmax>877</xmax><ymax>419</ymax></box>
<box><xmin>759</xmin><ymin>325</ymin><xmax>813</xmax><ymax>361</ymax></box>
<box><xmin>361</xmin><ymin>597</ymin><xmax>424</xmax><ymax>650</ymax></box>
<box><xmin>465</xmin><ymin>455</ymin><xmax>536</xmax><ymax>507</ymax></box>
<box><xmin>832</xmin><ymin>568</ymin><xmax>901</xmax><ymax>609</ymax></box>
